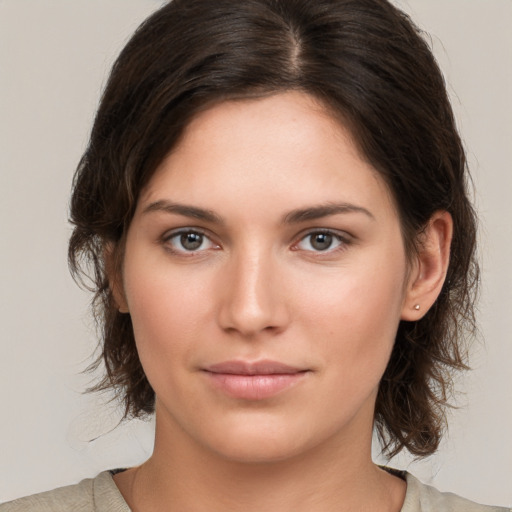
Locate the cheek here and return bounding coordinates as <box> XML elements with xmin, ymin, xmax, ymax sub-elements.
<box><xmin>292</xmin><ymin>251</ymin><xmax>407</xmax><ymax>383</ymax></box>
<box><xmin>122</xmin><ymin>255</ymin><xmax>215</xmax><ymax>370</ymax></box>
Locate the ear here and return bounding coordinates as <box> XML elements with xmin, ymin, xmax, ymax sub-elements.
<box><xmin>401</xmin><ymin>211</ymin><xmax>453</xmax><ymax>321</ymax></box>
<box><xmin>104</xmin><ymin>242</ymin><xmax>129</xmax><ymax>314</ymax></box>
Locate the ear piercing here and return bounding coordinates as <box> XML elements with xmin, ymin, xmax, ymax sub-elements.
<box><xmin>414</xmin><ymin>304</ymin><xmax>420</xmax><ymax>311</ymax></box>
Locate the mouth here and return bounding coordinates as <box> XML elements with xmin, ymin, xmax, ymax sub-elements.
<box><xmin>202</xmin><ymin>360</ymin><xmax>310</xmax><ymax>400</ymax></box>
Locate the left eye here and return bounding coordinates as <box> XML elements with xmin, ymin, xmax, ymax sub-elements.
<box><xmin>296</xmin><ymin>231</ymin><xmax>344</xmax><ymax>252</ymax></box>
<box><xmin>165</xmin><ymin>230</ymin><xmax>217</xmax><ymax>253</ymax></box>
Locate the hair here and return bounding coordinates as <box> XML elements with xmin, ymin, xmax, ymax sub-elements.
<box><xmin>68</xmin><ymin>0</ymin><xmax>478</xmax><ymax>458</ymax></box>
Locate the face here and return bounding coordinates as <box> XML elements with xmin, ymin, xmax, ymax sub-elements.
<box><xmin>119</xmin><ymin>91</ymin><xmax>413</xmax><ymax>463</ymax></box>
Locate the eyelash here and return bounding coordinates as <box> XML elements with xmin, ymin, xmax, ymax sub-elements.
<box><xmin>161</xmin><ymin>228</ymin><xmax>351</xmax><ymax>256</ymax></box>
<box><xmin>162</xmin><ymin>228</ymin><xmax>219</xmax><ymax>255</ymax></box>
<box><xmin>292</xmin><ymin>229</ymin><xmax>350</xmax><ymax>254</ymax></box>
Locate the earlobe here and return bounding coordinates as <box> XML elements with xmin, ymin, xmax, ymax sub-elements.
<box><xmin>401</xmin><ymin>211</ymin><xmax>453</xmax><ymax>321</ymax></box>
<box><xmin>116</xmin><ymin>292</ymin><xmax>130</xmax><ymax>314</ymax></box>
<box><xmin>104</xmin><ymin>242</ymin><xmax>129</xmax><ymax>314</ymax></box>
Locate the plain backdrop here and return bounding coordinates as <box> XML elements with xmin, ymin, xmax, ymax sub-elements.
<box><xmin>0</xmin><ymin>0</ymin><xmax>511</xmax><ymax>506</ymax></box>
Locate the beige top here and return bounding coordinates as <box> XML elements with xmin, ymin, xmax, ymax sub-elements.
<box><xmin>1</xmin><ymin>470</ymin><xmax>509</xmax><ymax>511</ymax></box>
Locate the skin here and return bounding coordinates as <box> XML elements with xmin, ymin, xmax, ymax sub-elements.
<box><xmin>112</xmin><ymin>91</ymin><xmax>452</xmax><ymax>512</ymax></box>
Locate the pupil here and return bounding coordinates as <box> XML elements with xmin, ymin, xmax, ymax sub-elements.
<box><xmin>181</xmin><ymin>232</ymin><xmax>202</xmax><ymax>250</ymax></box>
<box><xmin>312</xmin><ymin>233</ymin><xmax>332</xmax><ymax>251</ymax></box>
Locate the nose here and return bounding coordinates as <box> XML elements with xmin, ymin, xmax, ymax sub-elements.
<box><xmin>217</xmin><ymin>248</ymin><xmax>290</xmax><ymax>337</ymax></box>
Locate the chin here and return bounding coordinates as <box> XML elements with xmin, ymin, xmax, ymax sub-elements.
<box><xmin>212</xmin><ymin>436</ymin><xmax>306</xmax><ymax>465</ymax></box>
<box><xmin>200</xmin><ymin>416</ymin><xmax>314</xmax><ymax>464</ymax></box>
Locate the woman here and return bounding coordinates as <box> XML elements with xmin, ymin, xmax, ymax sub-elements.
<box><xmin>2</xmin><ymin>0</ymin><xmax>509</xmax><ymax>510</ymax></box>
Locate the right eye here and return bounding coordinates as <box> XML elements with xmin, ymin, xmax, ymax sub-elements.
<box><xmin>164</xmin><ymin>229</ymin><xmax>218</xmax><ymax>254</ymax></box>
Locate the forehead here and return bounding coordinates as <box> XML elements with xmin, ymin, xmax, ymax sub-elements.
<box><xmin>138</xmin><ymin>91</ymin><xmax>396</xmax><ymax>220</ymax></box>
<box><xmin>175</xmin><ymin>92</ymin><xmax>359</xmax><ymax>166</ymax></box>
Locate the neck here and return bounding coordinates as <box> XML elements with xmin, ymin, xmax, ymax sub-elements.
<box><xmin>117</xmin><ymin>410</ymin><xmax>405</xmax><ymax>512</ymax></box>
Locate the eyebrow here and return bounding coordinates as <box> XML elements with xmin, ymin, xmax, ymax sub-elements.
<box><xmin>283</xmin><ymin>203</ymin><xmax>375</xmax><ymax>224</ymax></box>
<box><xmin>142</xmin><ymin>200</ymin><xmax>374</xmax><ymax>225</ymax></box>
<box><xmin>142</xmin><ymin>200</ymin><xmax>224</xmax><ymax>224</ymax></box>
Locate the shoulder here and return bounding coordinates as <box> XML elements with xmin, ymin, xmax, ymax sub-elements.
<box><xmin>0</xmin><ymin>477</ymin><xmax>95</xmax><ymax>512</ymax></box>
<box><xmin>402</xmin><ymin>472</ymin><xmax>510</xmax><ymax>512</ymax></box>
<box><xmin>0</xmin><ymin>471</ymin><xmax>130</xmax><ymax>512</ymax></box>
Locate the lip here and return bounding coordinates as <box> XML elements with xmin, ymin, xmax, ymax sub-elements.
<box><xmin>202</xmin><ymin>360</ymin><xmax>310</xmax><ymax>400</ymax></box>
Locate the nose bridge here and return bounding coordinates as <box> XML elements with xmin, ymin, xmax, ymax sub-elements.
<box><xmin>219</xmin><ymin>242</ymin><xmax>287</xmax><ymax>336</ymax></box>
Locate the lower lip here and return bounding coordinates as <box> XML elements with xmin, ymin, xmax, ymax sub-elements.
<box><xmin>203</xmin><ymin>372</ymin><xmax>308</xmax><ymax>400</ymax></box>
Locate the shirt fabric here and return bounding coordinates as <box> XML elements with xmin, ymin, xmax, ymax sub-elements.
<box><xmin>1</xmin><ymin>470</ymin><xmax>509</xmax><ymax>511</ymax></box>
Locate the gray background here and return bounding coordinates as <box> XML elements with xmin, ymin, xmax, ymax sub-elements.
<box><xmin>0</xmin><ymin>0</ymin><xmax>511</xmax><ymax>505</ymax></box>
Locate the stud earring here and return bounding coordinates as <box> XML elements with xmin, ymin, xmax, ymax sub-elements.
<box><xmin>414</xmin><ymin>304</ymin><xmax>420</xmax><ymax>311</ymax></box>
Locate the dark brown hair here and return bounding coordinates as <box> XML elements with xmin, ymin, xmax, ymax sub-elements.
<box><xmin>69</xmin><ymin>0</ymin><xmax>478</xmax><ymax>458</ymax></box>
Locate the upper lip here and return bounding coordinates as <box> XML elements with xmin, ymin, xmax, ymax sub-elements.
<box><xmin>204</xmin><ymin>360</ymin><xmax>306</xmax><ymax>375</ymax></box>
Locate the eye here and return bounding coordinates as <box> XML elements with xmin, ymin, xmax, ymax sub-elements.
<box><xmin>295</xmin><ymin>231</ymin><xmax>346</xmax><ymax>252</ymax></box>
<box><xmin>164</xmin><ymin>229</ymin><xmax>218</xmax><ymax>254</ymax></box>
